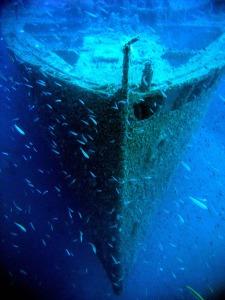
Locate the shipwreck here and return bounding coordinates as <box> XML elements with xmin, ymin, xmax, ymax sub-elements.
<box><xmin>1</xmin><ymin>2</ymin><xmax>225</xmax><ymax>295</ymax></box>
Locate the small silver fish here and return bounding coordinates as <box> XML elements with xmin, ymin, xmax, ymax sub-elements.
<box><xmin>178</xmin><ymin>214</ymin><xmax>184</xmax><ymax>224</ymax></box>
<box><xmin>89</xmin><ymin>171</ymin><xmax>96</xmax><ymax>178</ymax></box>
<box><xmin>69</xmin><ymin>131</ymin><xmax>77</xmax><ymax>136</ymax></box>
<box><xmin>80</xmin><ymin>231</ymin><xmax>83</xmax><ymax>243</ymax></box>
<box><xmin>89</xmin><ymin>117</ymin><xmax>97</xmax><ymax>125</ymax></box>
<box><xmin>79</xmin><ymin>99</ymin><xmax>85</xmax><ymax>105</ymax></box>
<box><xmin>14</xmin><ymin>222</ymin><xmax>26</xmax><ymax>232</ymax></box>
<box><xmin>14</xmin><ymin>124</ymin><xmax>25</xmax><ymax>135</ymax></box>
<box><xmin>54</xmin><ymin>82</ymin><xmax>62</xmax><ymax>87</ymax></box>
<box><xmin>189</xmin><ymin>196</ymin><xmax>208</xmax><ymax>210</ymax></box>
<box><xmin>80</xmin><ymin>147</ymin><xmax>89</xmax><ymax>159</ymax></box>
<box><xmin>68</xmin><ymin>178</ymin><xmax>76</xmax><ymax>186</ymax></box>
<box><xmin>13</xmin><ymin>201</ymin><xmax>23</xmax><ymax>211</ymax></box>
<box><xmin>89</xmin><ymin>243</ymin><xmax>97</xmax><ymax>254</ymax></box>
<box><xmin>51</xmin><ymin>149</ymin><xmax>60</xmax><ymax>155</ymax></box>
<box><xmin>111</xmin><ymin>255</ymin><xmax>120</xmax><ymax>264</ymax></box>
<box><xmin>181</xmin><ymin>161</ymin><xmax>191</xmax><ymax>172</ymax></box>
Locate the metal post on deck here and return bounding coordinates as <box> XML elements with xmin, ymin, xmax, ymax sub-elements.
<box><xmin>122</xmin><ymin>36</ymin><xmax>140</xmax><ymax>100</ymax></box>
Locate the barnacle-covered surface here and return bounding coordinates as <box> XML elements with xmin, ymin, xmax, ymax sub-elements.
<box><xmin>1</xmin><ymin>2</ymin><xmax>225</xmax><ymax>295</ymax></box>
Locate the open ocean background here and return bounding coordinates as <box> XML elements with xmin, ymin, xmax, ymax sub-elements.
<box><xmin>1</xmin><ymin>1</ymin><xmax>225</xmax><ymax>299</ymax></box>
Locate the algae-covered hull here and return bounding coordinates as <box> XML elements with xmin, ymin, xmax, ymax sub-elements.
<box><xmin>2</xmin><ymin>3</ymin><xmax>225</xmax><ymax>294</ymax></box>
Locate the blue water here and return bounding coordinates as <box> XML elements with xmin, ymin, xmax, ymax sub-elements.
<box><xmin>1</xmin><ymin>1</ymin><xmax>225</xmax><ymax>299</ymax></box>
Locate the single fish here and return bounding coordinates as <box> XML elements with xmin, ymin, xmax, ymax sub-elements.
<box><xmin>184</xmin><ymin>286</ymin><xmax>204</xmax><ymax>300</ymax></box>
<box><xmin>46</xmin><ymin>104</ymin><xmax>53</xmax><ymax>110</ymax></box>
<box><xmin>159</xmin><ymin>88</ymin><xmax>167</xmax><ymax>98</ymax></box>
<box><xmin>89</xmin><ymin>171</ymin><xmax>96</xmax><ymax>178</ymax></box>
<box><xmin>54</xmin><ymin>82</ymin><xmax>62</xmax><ymax>87</ymax></box>
<box><xmin>13</xmin><ymin>201</ymin><xmax>23</xmax><ymax>211</ymax></box>
<box><xmin>55</xmin><ymin>186</ymin><xmax>61</xmax><ymax>192</ymax></box>
<box><xmin>0</xmin><ymin>70</ymin><xmax>7</xmax><ymax>81</ymax></box>
<box><xmin>65</xmin><ymin>249</ymin><xmax>71</xmax><ymax>256</ymax></box>
<box><xmin>89</xmin><ymin>116</ymin><xmax>97</xmax><ymax>125</ymax></box>
<box><xmin>181</xmin><ymin>161</ymin><xmax>191</xmax><ymax>172</ymax></box>
<box><xmin>14</xmin><ymin>222</ymin><xmax>26</xmax><ymax>232</ymax></box>
<box><xmin>14</xmin><ymin>124</ymin><xmax>25</xmax><ymax>135</ymax></box>
<box><xmin>79</xmin><ymin>99</ymin><xmax>85</xmax><ymax>105</ymax></box>
<box><xmin>68</xmin><ymin>178</ymin><xmax>76</xmax><ymax>186</ymax></box>
<box><xmin>69</xmin><ymin>131</ymin><xmax>77</xmax><ymax>136</ymax></box>
<box><xmin>81</xmin><ymin>119</ymin><xmax>89</xmax><ymax>126</ymax></box>
<box><xmin>1</xmin><ymin>152</ymin><xmax>9</xmax><ymax>156</ymax></box>
<box><xmin>219</xmin><ymin>94</ymin><xmax>225</xmax><ymax>102</ymax></box>
<box><xmin>178</xmin><ymin>214</ymin><xmax>185</xmax><ymax>224</ymax></box>
<box><xmin>80</xmin><ymin>147</ymin><xmax>89</xmax><ymax>159</ymax></box>
<box><xmin>111</xmin><ymin>255</ymin><xmax>120</xmax><ymax>265</ymax></box>
<box><xmin>41</xmin><ymin>239</ymin><xmax>47</xmax><ymax>246</ymax></box>
<box><xmin>189</xmin><ymin>196</ymin><xmax>208</xmax><ymax>210</ymax></box>
<box><xmin>89</xmin><ymin>243</ymin><xmax>97</xmax><ymax>254</ymax></box>
<box><xmin>25</xmin><ymin>83</ymin><xmax>33</xmax><ymax>88</ymax></box>
<box><xmin>51</xmin><ymin>149</ymin><xmax>60</xmax><ymax>155</ymax></box>
<box><xmin>85</xmin><ymin>11</ymin><xmax>98</xmax><ymax>18</ymax></box>
<box><xmin>77</xmin><ymin>139</ymin><xmax>86</xmax><ymax>145</ymax></box>
<box><xmin>80</xmin><ymin>231</ymin><xmax>83</xmax><ymax>243</ymax></box>
<box><xmin>29</xmin><ymin>222</ymin><xmax>36</xmax><ymax>231</ymax></box>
